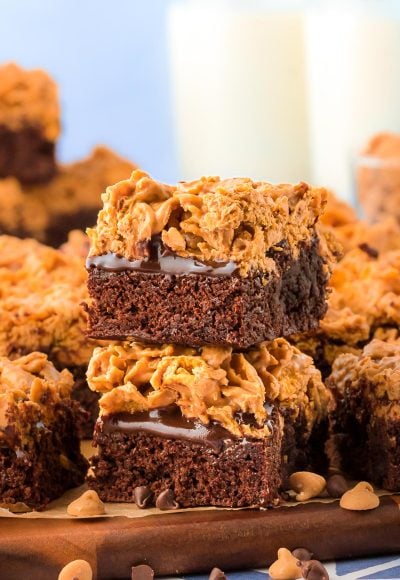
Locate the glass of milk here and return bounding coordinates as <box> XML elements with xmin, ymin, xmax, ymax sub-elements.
<box><xmin>168</xmin><ymin>0</ymin><xmax>310</xmax><ymax>183</ymax></box>
<box><xmin>306</xmin><ymin>0</ymin><xmax>400</xmax><ymax>203</ymax></box>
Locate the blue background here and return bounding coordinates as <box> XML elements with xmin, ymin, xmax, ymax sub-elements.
<box><xmin>0</xmin><ymin>0</ymin><xmax>177</xmax><ymax>182</ymax></box>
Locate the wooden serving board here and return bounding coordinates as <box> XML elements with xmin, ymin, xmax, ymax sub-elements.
<box><xmin>1</xmin><ymin>496</ymin><xmax>399</xmax><ymax>579</ymax></box>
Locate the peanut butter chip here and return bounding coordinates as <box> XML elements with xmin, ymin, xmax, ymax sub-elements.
<box><xmin>67</xmin><ymin>490</ymin><xmax>105</xmax><ymax>517</ymax></box>
<box><xmin>340</xmin><ymin>482</ymin><xmax>380</xmax><ymax>511</ymax></box>
<box><xmin>58</xmin><ymin>559</ymin><xmax>92</xmax><ymax>580</ymax></box>
<box><xmin>289</xmin><ymin>472</ymin><xmax>326</xmax><ymax>502</ymax></box>
<box><xmin>269</xmin><ymin>548</ymin><xmax>301</xmax><ymax>580</ymax></box>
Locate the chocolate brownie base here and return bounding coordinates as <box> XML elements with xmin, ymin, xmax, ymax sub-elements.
<box><xmin>87</xmin><ymin>239</ymin><xmax>328</xmax><ymax>348</ymax></box>
<box><xmin>89</xmin><ymin>413</ymin><xmax>282</xmax><ymax>508</ymax></box>
<box><xmin>0</xmin><ymin>402</ymin><xmax>88</xmax><ymax>510</ymax></box>
<box><xmin>328</xmin><ymin>378</ymin><xmax>400</xmax><ymax>491</ymax></box>
<box><xmin>0</xmin><ymin>124</ymin><xmax>56</xmax><ymax>184</ymax></box>
<box><xmin>71</xmin><ymin>369</ymin><xmax>100</xmax><ymax>439</ymax></box>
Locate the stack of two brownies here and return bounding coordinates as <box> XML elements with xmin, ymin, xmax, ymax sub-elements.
<box><xmin>85</xmin><ymin>170</ymin><xmax>334</xmax><ymax>508</ymax></box>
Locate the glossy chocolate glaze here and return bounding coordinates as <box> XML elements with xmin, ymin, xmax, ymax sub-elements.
<box><xmin>100</xmin><ymin>406</ymin><xmax>275</xmax><ymax>452</ymax></box>
<box><xmin>101</xmin><ymin>408</ymin><xmax>236</xmax><ymax>452</ymax></box>
<box><xmin>86</xmin><ymin>235</ymin><xmax>238</xmax><ymax>276</ymax></box>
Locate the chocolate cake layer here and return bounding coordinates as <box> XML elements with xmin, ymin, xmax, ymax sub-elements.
<box><xmin>0</xmin><ymin>401</ymin><xmax>88</xmax><ymax>509</ymax></box>
<box><xmin>327</xmin><ymin>340</ymin><xmax>400</xmax><ymax>492</ymax></box>
<box><xmin>329</xmin><ymin>379</ymin><xmax>400</xmax><ymax>491</ymax></box>
<box><xmin>0</xmin><ymin>124</ymin><xmax>56</xmax><ymax>184</ymax></box>
<box><xmin>71</xmin><ymin>369</ymin><xmax>100</xmax><ymax>439</ymax></box>
<box><xmin>89</xmin><ymin>408</ymin><xmax>282</xmax><ymax>508</ymax></box>
<box><xmin>87</xmin><ymin>238</ymin><xmax>328</xmax><ymax>348</ymax></box>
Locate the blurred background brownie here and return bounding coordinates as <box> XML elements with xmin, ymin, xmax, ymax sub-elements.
<box><xmin>0</xmin><ymin>234</ymin><xmax>99</xmax><ymax>437</ymax></box>
<box><xmin>294</xmin><ymin>245</ymin><xmax>400</xmax><ymax>376</ymax></box>
<box><xmin>0</xmin><ymin>63</ymin><xmax>59</xmax><ymax>184</ymax></box>
<box><xmin>86</xmin><ymin>170</ymin><xmax>337</xmax><ymax>348</ymax></box>
<box><xmin>358</xmin><ymin>132</ymin><xmax>400</xmax><ymax>224</ymax></box>
<box><xmin>327</xmin><ymin>339</ymin><xmax>400</xmax><ymax>491</ymax></box>
<box><xmin>0</xmin><ymin>146</ymin><xmax>135</xmax><ymax>246</ymax></box>
<box><xmin>86</xmin><ymin>339</ymin><xmax>330</xmax><ymax>507</ymax></box>
<box><xmin>320</xmin><ymin>189</ymin><xmax>400</xmax><ymax>256</ymax></box>
<box><xmin>0</xmin><ymin>352</ymin><xmax>88</xmax><ymax>510</ymax></box>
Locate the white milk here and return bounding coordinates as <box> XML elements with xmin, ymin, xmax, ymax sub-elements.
<box><xmin>306</xmin><ymin>0</ymin><xmax>400</xmax><ymax>202</ymax></box>
<box><xmin>168</xmin><ymin>0</ymin><xmax>310</xmax><ymax>183</ymax></box>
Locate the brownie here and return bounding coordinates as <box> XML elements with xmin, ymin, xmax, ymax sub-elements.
<box><xmin>0</xmin><ymin>234</ymin><xmax>99</xmax><ymax>436</ymax></box>
<box><xmin>327</xmin><ymin>339</ymin><xmax>400</xmax><ymax>491</ymax></box>
<box><xmin>86</xmin><ymin>171</ymin><xmax>336</xmax><ymax>348</ymax></box>
<box><xmin>0</xmin><ymin>146</ymin><xmax>136</xmax><ymax>246</ymax></box>
<box><xmin>0</xmin><ymin>352</ymin><xmax>88</xmax><ymax>510</ymax></box>
<box><xmin>293</xmin><ymin>245</ymin><xmax>400</xmax><ymax>376</ymax></box>
<box><xmin>0</xmin><ymin>63</ymin><xmax>59</xmax><ymax>184</ymax></box>
<box><xmin>358</xmin><ymin>132</ymin><xmax>400</xmax><ymax>224</ymax></box>
<box><xmin>87</xmin><ymin>339</ymin><xmax>331</xmax><ymax>507</ymax></box>
<box><xmin>320</xmin><ymin>189</ymin><xmax>400</xmax><ymax>256</ymax></box>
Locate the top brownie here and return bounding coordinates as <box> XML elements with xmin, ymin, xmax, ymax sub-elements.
<box><xmin>86</xmin><ymin>170</ymin><xmax>335</xmax><ymax>348</ymax></box>
<box><xmin>0</xmin><ymin>62</ymin><xmax>60</xmax><ymax>183</ymax></box>
<box><xmin>0</xmin><ymin>145</ymin><xmax>136</xmax><ymax>246</ymax></box>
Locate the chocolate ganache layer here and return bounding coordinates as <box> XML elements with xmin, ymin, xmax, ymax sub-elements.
<box><xmin>86</xmin><ymin>235</ymin><xmax>238</xmax><ymax>276</ymax></box>
<box><xmin>100</xmin><ymin>406</ymin><xmax>275</xmax><ymax>452</ymax></box>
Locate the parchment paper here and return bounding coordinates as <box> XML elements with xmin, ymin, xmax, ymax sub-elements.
<box><xmin>0</xmin><ymin>440</ymin><xmax>392</xmax><ymax>520</ymax></box>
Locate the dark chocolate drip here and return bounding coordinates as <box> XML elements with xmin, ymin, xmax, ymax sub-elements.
<box><xmin>100</xmin><ymin>405</ymin><xmax>275</xmax><ymax>452</ymax></box>
<box><xmin>86</xmin><ymin>235</ymin><xmax>238</xmax><ymax>276</ymax></box>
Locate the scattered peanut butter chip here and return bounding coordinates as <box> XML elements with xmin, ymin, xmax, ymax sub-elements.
<box><xmin>269</xmin><ymin>547</ymin><xmax>301</xmax><ymax>580</ymax></box>
<box><xmin>292</xmin><ymin>547</ymin><xmax>313</xmax><ymax>561</ymax></box>
<box><xmin>289</xmin><ymin>472</ymin><xmax>326</xmax><ymax>502</ymax></box>
<box><xmin>209</xmin><ymin>567</ymin><xmax>227</xmax><ymax>579</ymax></box>
<box><xmin>0</xmin><ymin>501</ymin><xmax>31</xmax><ymax>513</ymax></box>
<box><xmin>301</xmin><ymin>559</ymin><xmax>329</xmax><ymax>580</ymax></box>
<box><xmin>131</xmin><ymin>564</ymin><xmax>154</xmax><ymax>580</ymax></box>
<box><xmin>326</xmin><ymin>474</ymin><xmax>348</xmax><ymax>498</ymax></box>
<box><xmin>340</xmin><ymin>481</ymin><xmax>380</xmax><ymax>511</ymax></box>
<box><xmin>155</xmin><ymin>489</ymin><xmax>179</xmax><ymax>511</ymax></box>
<box><xmin>58</xmin><ymin>559</ymin><xmax>92</xmax><ymax>580</ymax></box>
<box><xmin>67</xmin><ymin>490</ymin><xmax>105</xmax><ymax>517</ymax></box>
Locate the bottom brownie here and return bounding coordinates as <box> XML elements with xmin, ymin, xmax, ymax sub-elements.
<box><xmin>89</xmin><ymin>409</ymin><xmax>282</xmax><ymax>508</ymax></box>
<box><xmin>0</xmin><ymin>352</ymin><xmax>88</xmax><ymax>509</ymax></box>
<box><xmin>86</xmin><ymin>338</ymin><xmax>332</xmax><ymax>507</ymax></box>
<box><xmin>327</xmin><ymin>339</ymin><xmax>400</xmax><ymax>491</ymax></box>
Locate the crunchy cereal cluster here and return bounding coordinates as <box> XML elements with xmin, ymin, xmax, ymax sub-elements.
<box><xmin>0</xmin><ymin>147</ymin><xmax>135</xmax><ymax>242</ymax></box>
<box><xmin>0</xmin><ymin>62</ymin><xmax>60</xmax><ymax>140</ymax></box>
<box><xmin>0</xmin><ymin>235</ymin><xmax>93</xmax><ymax>368</ymax></box>
<box><xmin>330</xmin><ymin>339</ymin><xmax>400</xmax><ymax>415</ymax></box>
<box><xmin>0</xmin><ymin>352</ymin><xmax>73</xmax><ymax>437</ymax></box>
<box><xmin>87</xmin><ymin>339</ymin><xmax>329</xmax><ymax>439</ymax></box>
<box><xmin>320</xmin><ymin>190</ymin><xmax>400</xmax><ymax>255</ymax></box>
<box><xmin>87</xmin><ymin>170</ymin><xmax>329</xmax><ymax>276</ymax></box>
<box><xmin>321</xmin><ymin>247</ymin><xmax>400</xmax><ymax>345</ymax></box>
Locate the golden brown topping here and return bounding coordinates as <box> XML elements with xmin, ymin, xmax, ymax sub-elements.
<box><xmin>67</xmin><ymin>490</ymin><xmax>105</xmax><ymax>517</ymax></box>
<box><xmin>358</xmin><ymin>133</ymin><xmax>400</xmax><ymax>223</ymax></box>
<box><xmin>0</xmin><ymin>147</ymin><xmax>135</xmax><ymax>242</ymax></box>
<box><xmin>340</xmin><ymin>482</ymin><xmax>380</xmax><ymax>511</ymax></box>
<box><xmin>87</xmin><ymin>170</ymin><xmax>329</xmax><ymax>276</ymax></box>
<box><xmin>0</xmin><ymin>235</ymin><xmax>93</xmax><ymax>368</ymax></box>
<box><xmin>58</xmin><ymin>559</ymin><xmax>93</xmax><ymax>580</ymax></box>
<box><xmin>330</xmin><ymin>339</ymin><xmax>400</xmax><ymax>402</ymax></box>
<box><xmin>87</xmin><ymin>339</ymin><xmax>330</xmax><ymax>440</ymax></box>
<box><xmin>362</xmin><ymin>132</ymin><xmax>400</xmax><ymax>159</ymax></box>
<box><xmin>268</xmin><ymin>548</ymin><xmax>301</xmax><ymax>580</ymax></box>
<box><xmin>320</xmin><ymin>248</ymin><xmax>400</xmax><ymax>346</ymax></box>
<box><xmin>0</xmin><ymin>62</ymin><xmax>60</xmax><ymax>140</ymax></box>
<box><xmin>0</xmin><ymin>352</ymin><xmax>73</xmax><ymax>434</ymax></box>
<box><xmin>288</xmin><ymin>471</ymin><xmax>326</xmax><ymax>502</ymax></box>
